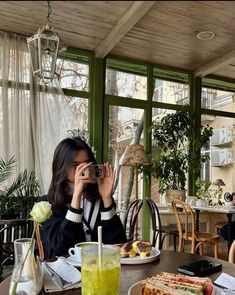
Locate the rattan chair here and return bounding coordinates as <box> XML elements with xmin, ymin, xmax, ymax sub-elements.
<box><xmin>228</xmin><ymin>240</ymin><xmax>235</xmax><ymax>263</ymax></box>
<box><xmin>172</xmin><ymin>199</ymin><xmax>220</xmax><ymax>258</ymax></box>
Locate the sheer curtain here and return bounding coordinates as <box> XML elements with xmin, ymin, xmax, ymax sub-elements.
<box><xmin>0</xmin><ymin>31</ymin><xmax>78</xmax><ymax>193</ymax></box>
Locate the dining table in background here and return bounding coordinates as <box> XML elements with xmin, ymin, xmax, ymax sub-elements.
<box><xmin>192</xmin><ymin>206</ymin><xmax>235</xmax><ymax>251</ymax></box>
<box><xmin>1</xmin><ymin>250</ymin><xmax>235</xmax><ymax>295</ymax></box>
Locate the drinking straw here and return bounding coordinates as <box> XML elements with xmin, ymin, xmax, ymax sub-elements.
<box><xmin>98</xmin><ymin>226</ymin><xmax>102</xmax><ymax>268</ymax></box>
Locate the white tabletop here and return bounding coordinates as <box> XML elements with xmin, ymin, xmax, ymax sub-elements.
<box><xmin>191</xmin><ymin>205</ymin><xmax>235</xmax><ymax>214</ymax></box>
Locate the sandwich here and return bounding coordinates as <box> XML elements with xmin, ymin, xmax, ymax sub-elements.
<box><xmin>141</xmin><ymin>272</ymin><xmax>214</xmax><ymax>295</ymax></box>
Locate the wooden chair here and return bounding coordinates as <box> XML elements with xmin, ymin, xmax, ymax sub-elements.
<box><xmin>172</xmin><ymin>199</ymin><xmax>220</xmax><ymax>258</ymax></box>
<box><xmin>228</xmin><ymin>240</ymin><xmax>235</xmax><ymax>263</ymax></box>
<box><xmin>146</xmin><ymin>198</ymin><xmax>178</xmax><ymax>250</ymax></box>
<box><xmin>0</xmin><ymin>219</ymin><xmax>34</xmax><ymax>277</ymax></box>
<box><xmin>123</xmin><ymin>199</ymin><xmax>143</xmax><ymax>241</ymax></box>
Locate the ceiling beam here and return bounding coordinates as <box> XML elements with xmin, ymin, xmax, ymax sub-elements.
<box><xmin>194</xmin><ymin>50</ymin><xmax>235</xmax><ymax>77</ymax></box>
<box><xmin>95</xmin><ymin>1</ymin><xmax>156</xmax><ymax>58</ymax></box>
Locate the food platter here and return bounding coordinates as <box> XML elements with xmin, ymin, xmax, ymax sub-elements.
<box><xmin>120</xmin><ymin>248</ymin><xmax>160</xmax><ymax>265</ymax></box>
<box><xmin>128</xmin><ymin>280</ymin><xmax>219</xmax><ymax>295</ymax></box>
<box><xmin>127</xmin><ymin>280</ymin><xmax>143</xmax><ymax>295</ymax></box>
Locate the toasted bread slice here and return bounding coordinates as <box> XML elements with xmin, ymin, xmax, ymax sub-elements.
<box><xmin>132</xmin><ymin>240</ymin><xmax>152</xmax><ymax>258</ymax></box>
<box><xmin>120</xmin><ymin>241</ymin><xmax>135</xmax><ymax>258</ymax></box>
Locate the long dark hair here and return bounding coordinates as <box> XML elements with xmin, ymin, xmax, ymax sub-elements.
<box><xmin>47</xmin><ymin>137</ymin><xmax>99</xmax><ymax>208</ymax></box>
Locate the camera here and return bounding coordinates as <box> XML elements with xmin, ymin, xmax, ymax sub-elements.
<box><xmin>85</xmin><ymin>164</ymin><xmax>105</xmax><ymax>178</ymax></box>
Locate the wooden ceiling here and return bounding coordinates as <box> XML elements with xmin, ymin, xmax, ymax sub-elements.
<box><xmin>1</xmin><ymin>1</ymin><xmax>235</xmax><ymax>79</ymax></box>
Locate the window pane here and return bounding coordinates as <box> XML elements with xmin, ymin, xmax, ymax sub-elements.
<box><xmin>153</xmin><ymin>79</ymin><xmax>189</xmax><ymax>105</ymax></box>
<box><xmin>105</xmin><ymin>68</ymin><xmax>147</xmax><ymax>100</ymax></box>
<box><xmin>201</xmin><ymin>115</ymin><xmax>235</xmax><ymax>204</ymax></box>
<box><xmin>201</xmin><ymin>87</ymin><xmax>235</xmax><ymax>111</ymax></box>
<box><xmin>65</xmin><ymin>96</ymin><xmax>89</xmax><ymax>134</ymax></box>
<box><xmin>108</xmin><ymin>106</ymin><xmax>144</xmax><ymax>209</ymax></box>
<box><xmin>58</xmin><ymin>58</ymin><xmax>89</xmax><ymax>91</ymax></box>
<box><xmin>151</xmin><ymin>108</ymin><xmax>177</xmax><ymax>204</ymax></box>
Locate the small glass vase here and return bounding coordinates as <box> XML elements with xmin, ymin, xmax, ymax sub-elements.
<box><xmin>9</xmin><ymin>238</ymin><xmax>43</xmax><ymax>295</ymax></box>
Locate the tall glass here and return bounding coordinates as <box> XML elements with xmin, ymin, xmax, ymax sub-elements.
<box><xmin>81</xmin><ymin>245</ymin><xmax>120</xmax><ymax>295</ymax></box>
<box><xmin>9</xmin><ymin>238</ymin><xmax>43</xmax><ymax>295</ymax></box>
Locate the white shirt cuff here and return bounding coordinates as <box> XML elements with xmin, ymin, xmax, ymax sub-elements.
<box><xmin>66</xmin><ymin>210</ymin><xmax>82</xmax><ymax>223</ymax></box>
<box><xmin>101</xmin><ymin>207</ymin><xmax>116</xmax><ymax>221</ymax></box>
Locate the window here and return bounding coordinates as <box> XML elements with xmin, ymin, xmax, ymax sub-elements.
<box><xmin>106</xmin><ymin>59</ymin><xmax>147</xmax><ymax>100</ymax></box>
<box><xmin>58</xmin><ymin>58</ymin><xmax>89</xmax><ymax>91</ymax></box>
<box><xmin>153</xmin><ymin>79</ymin><xmax>189</xmax><ymax>105</ymax></box>
<box><xmin>108</xmin><ymin>105</ymin><xmax>144</xmax><ymax>208</ymax></box>
<box><xmin>201</xmin><ymin>115</ymin><xmax>235</xmax><ymax>194</ymax></box>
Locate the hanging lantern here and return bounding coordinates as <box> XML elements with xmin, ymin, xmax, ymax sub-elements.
<box><xmin>27</xmin><ymin>1</ymin><xmax>60</xmax><ymax>84</ymax></box>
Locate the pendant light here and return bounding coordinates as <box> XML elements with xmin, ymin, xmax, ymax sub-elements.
<box><xmin>27</xmin><ymin>0</ymin><xmax>60</xmax><ymax>84</ymax></box>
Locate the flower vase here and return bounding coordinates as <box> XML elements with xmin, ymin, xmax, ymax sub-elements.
<box><xmin>195</xmin><ymin>199</ymin><xmax>204</xmax><ymax>207</ymax></box>
<box><xmin>9</xmin><ymin>238</ymin><xmax>43</xmax><ymax>295</ymax></box>
<box><xmin>203</xmin><ymin>199</ymin><xmax>209</xmax><ymax>207</ymax></box>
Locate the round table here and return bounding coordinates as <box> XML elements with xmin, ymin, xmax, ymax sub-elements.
<box><xmin>1</xmin><ymin>250</ymin><xmax>235</xmax><ymax>294</ymax></box>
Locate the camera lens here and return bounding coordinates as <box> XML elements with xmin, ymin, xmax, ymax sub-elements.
<box><xmin>95</xmin><ymin>166</ymin><xmax>102</xmax><ymax>177</ymax></box>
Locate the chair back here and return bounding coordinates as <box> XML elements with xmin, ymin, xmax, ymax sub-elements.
<box><xmin>228</xmin><ymin>240</ymin><xmax>235</xmax><ymax>263</ymax></box>
<box><xmin>171</xmin><ymin>199</ymin><xmax>196</xmax><ymax>242</ymax></box>
<box><xmin>146</xmin><ymin>198</ymin><xmax>162</xmax><ymax>245</ymax></box>
<box><xmin>123</xmin><ymin>199</ymin><xmax>143</xmax><ymax>241</ymax></box>
<box><xmin>0</xmin><ymin>219</ymin><xmax>33</xmax><ymax>275</ymax></box>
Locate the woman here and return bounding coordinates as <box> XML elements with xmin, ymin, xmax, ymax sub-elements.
<box><xmin>40</xmin><ymin>137</ymin><xmax>126</xmax><ymax>258</ymax></box>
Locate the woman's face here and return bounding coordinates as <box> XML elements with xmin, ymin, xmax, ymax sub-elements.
<box><xmin>67</xmin><ymin>149</ymin><xmax>90</xmax><ymax>183</ymax></box>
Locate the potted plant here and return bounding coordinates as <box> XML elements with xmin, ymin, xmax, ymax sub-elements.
<box><xmin>195</xmin><ymin>178</ymin><xmax>211</xmax><ymax>207</ymax></box>
<box><xmin>151</xmin><ymin>106</ymin><xmax>213</xmax><ymax>203</ymax></box>
<box><xmin>0</xmin><ymin>157</ymin><xmax>40</xmax><ymax>219</ymax></box>
<box><xmin>195</xmin><ymin>178</ymin><xmax>224</xmax><ymax>207</ymax></box>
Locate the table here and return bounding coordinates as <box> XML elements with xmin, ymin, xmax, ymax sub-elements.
<box><xmin>192</xmin><ymin>206</ymin><xmax>235</xmax><ymax>250</ymax></box>
<box><xmin>1</xmin><ymin>250</ymin><xmax>235</xmax><ymax>295</ymax></box>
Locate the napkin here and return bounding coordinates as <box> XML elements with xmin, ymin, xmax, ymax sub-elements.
<box><xmin>43</xmin><ymin>257</ymin><xmax>81</xmax><ymax>293</ymax></box>
<box><xmin>214</xmin><ymin>273</ymin><xmax>235</xmax><ymax>294</ymax></box>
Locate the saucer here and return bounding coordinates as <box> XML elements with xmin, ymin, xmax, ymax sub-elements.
<box><xmin>66</xmin><ymin>256</ymin><xmax>81</xmax><ymax>267</ymax></box>
<box><xmin>121</xmin><ymin>248</ymin><xmax>160</xmax><ymax>265</ymax></box>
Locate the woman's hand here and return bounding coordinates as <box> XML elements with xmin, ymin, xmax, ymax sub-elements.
<box><xmin>71</xmin><ymin>162</ymin><xmax>96</xmax><ymax>209</ymax></box>
<box><xmin>98</xmin><ymin>163</ymin><xmax>115</xmax><ymax>208</ymax></box>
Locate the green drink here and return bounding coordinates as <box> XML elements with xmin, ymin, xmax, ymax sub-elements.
<box><xmin>81</xmin><ymin>245</ymin><xmax>120</xmax><ymax>295</ymax></box>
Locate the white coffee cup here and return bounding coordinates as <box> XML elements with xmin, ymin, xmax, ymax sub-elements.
<box><xmin>68</xmin><ymin>242</ymin><xmax>98</xmax><ymax>263</ymax></box>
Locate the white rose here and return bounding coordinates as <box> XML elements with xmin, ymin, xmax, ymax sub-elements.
<box><xmin>30</xmin><ymin>201</ymin><xmax>52</xmax><ymax>223</ymax></box>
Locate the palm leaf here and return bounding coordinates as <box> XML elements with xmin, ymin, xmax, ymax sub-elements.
<box><xmin>0</xmin><ymin>169</ymin><xmax>40</xmax><ymax>217</ymax></box>
<box><xmin>0</xmin><ymin>156</ymin><xmax>16</xmax><ymax>185</ymax></box>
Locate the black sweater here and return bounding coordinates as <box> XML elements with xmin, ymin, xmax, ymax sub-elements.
<box><xmin>38</xmin><ymin>195</ymin><xmax>127</xmax><ymax>258</ymax></box>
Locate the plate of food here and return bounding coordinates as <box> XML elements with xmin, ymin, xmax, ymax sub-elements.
<box><xmin>119</xmin><ymin>240</ymin><xmax>160</xmax><ymax>265</ymax></box>
<box><xmin>128</xmin><ymin>272</ymin><xmax>216</xmax><ymax>295</ymax></box>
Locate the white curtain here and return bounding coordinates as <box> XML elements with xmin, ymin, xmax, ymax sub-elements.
<box><xmin>0</xmin><ymin>31</ymin><xmax>78</xmax><ymax>193</ymax></box>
